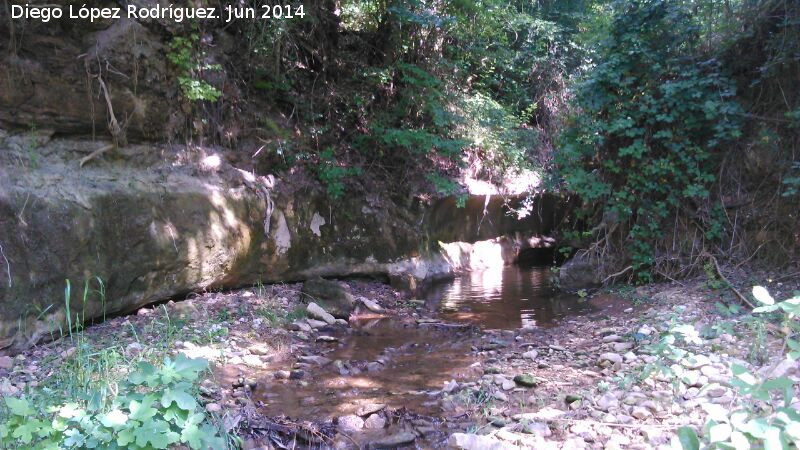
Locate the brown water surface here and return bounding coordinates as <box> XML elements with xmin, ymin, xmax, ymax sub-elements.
<box><xmin>253</xmin><ymin>265</ymin><xmax>587</xmax><ymax>445</ymax></box>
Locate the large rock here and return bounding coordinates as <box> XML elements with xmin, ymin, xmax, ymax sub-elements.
<box><xmin>0</xmin><ymin>134</ymin><xmax>569</xmax><ymax>352</ymax></box>
<box><xmin>301</xmin><ymin>278</ymin><xmax>356</xmax><ymax>318</ymax></box>
<box><xmin>558</xmin><ymin>253</ymin><xmax>601</xmax><ymax>292</ymax></box>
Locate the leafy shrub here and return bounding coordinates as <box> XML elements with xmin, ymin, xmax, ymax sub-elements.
<box><xmin>315</xmin><ymin>147</ymin><xmax>361</xmax><ymax>200</ymax></box>
<box><xmin>0</xmin><ymin>355</ymin><xmax>225</xmax><ymax>449</ymax></box>
<box><xmin>168</xmin><ymin>35</ymin><xmax>222</xmax><ymax>102</ymax></box>
<box><xmin>556</xmin><ymin>0</ymin><xmax>742</xmax><ymax>280</ymax></box>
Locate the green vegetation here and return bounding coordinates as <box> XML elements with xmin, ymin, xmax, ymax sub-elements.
<box><xmin>678</xmin><ymin>286</ymin><xmax>800</xmax><ymax>449</ymax></box>
<box><xmin>0</xmin><ymin>281</ymin><xmax>231</xmax><ymax>449</ymax></box>
<box><xmin>0</xmin><ymin>355</ymin><xmax>224</xmax><ymax>449</ymax></box>
<box><xmin>167</xmin><ymin>34</ymin><xmax>222</xmax><ymax>102</ymax></box>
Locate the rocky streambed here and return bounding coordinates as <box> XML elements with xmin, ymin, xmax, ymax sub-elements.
<box><xmin>1</xmin><ymin>266</ymin><xmax>798</xmax><ymax>449</ymax></box>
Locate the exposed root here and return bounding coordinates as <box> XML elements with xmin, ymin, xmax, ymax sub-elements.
<box><xmin>0</xmin><ymin>241</ymin><xmax>10</xmax><ymax>287</ymax></box>
<box><xmin>79</xmin><ymin>144</ymin><xmax>115</xmax><ymax>168</ymax></box>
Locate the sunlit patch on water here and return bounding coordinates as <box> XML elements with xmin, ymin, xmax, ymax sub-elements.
<box><xmin>425</xmin><ymin>264</ymin><xmax>588</xmax><ymax>329</ymax></box>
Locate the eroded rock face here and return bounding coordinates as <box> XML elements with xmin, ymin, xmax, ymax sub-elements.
<box><xmin>0</xmin><ymin>135</ymin><xmax>567</xmax><ymax>352</ymax></box>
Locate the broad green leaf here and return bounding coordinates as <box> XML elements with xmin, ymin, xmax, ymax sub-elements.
<box><xmin>128</xmin><ymin>361</ymin><xmax>157</xmax><ymax>386</ymax></box>
<box><xmin>63</xmin><ymin>428</ymin><xmax>85</xmax><ymax>447</ymax></box>
<box><xmin>701</xmin><ymin>403</ymin><xmax>729</xmax><ymax>423</ymax></box>
<box><xmin>730</xmin><ymin>431</ymin><xmax>751</xmax><ymax>449</ymax></box>
<box><xmin>58</xmin><ymin>403</ymin><xmax>85</xmax><ymax>419</ymax></box>
<box><xmin>133</xmin><ymin>418</ymin><xmax>180</xmax><ymax>449</ymax></box>
<box><xmin>11</xmin><ymin>420</ymin><xmax>39</xmax><ymax>444</ymax></box>
<box><xmin>162</xmin><ymin>387</ymin><xmax>197</xmax><ymax>412</ymax></box>
<box><xmin>117</xmin><ymin>426</ymin><xmax>136</xmax><ymax>447</ymax></box>
<box><xmin>5</xmin><ymin>397</ymin><xmax>32</xmax><ymax>416</ymax></box>
<box><xmin>710</xmin><ymin>423</ymin><xmax>732</xmax><ymax>443</ymax></box>
<box><xmin>753</xmin><ymin>286</ymin><xmax>775</xmax><ymax>305</ymax></box>
<box><xmin>129</xmin><ymin>395</ymin><xmax>158</xmax><ymax>422</ymax></box>
<box><xmin>100</xmin><ymin>409</ymin><xmax>128</xmax><ymax>429</ymax></box>
<box><xmin>676</xmin><ymin>426</ymin><xmax>700</xmax><ymax>450</ymax></box>
<box><xmin>764</xmin><ymin>425</ymin><xmax>787</xmax><ymax>450</ymax></box>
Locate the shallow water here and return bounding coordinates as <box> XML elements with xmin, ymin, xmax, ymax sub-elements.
<box><xmin>426</xmin><ymin>265</ymin><xmax>589</xmax><ymax>329</ymax></box>
<box><xmin>253</xmin><ymin>264</ymin><xmax>587</xmax><ymax>445</ymax></box>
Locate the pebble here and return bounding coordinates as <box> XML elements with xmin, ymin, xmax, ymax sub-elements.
<box><xmin>613</xmin><ymin>342</ymin><xmax>634</xmax><ymax>352</ymax></box>
<box><xmin>289</xmin><ymin>321</ymin><xmax>312</xmax><ymax>332</ymax></box>
<box><xmin>337</xmin><ymin>414</ymin><xmax>364</xmax><ymax>433</ymax></box>
<box><xmin>369</xmin><ymin>432</ymin><xmax>416</xmax><ymax>449</ymax></box>
<box><xmin>359</xmin><ymin>297</ymin><xmax>384</xmax><ymax>312</ymax></box>
<box><xmin>356</xmin><ymin>403</ymin><xmax>386</xmax><ymax>416</ymax></box>
<box><xmin>205</xmin><ymin>403</ymin><xmax>222</xmax><ymax>413</ymax></box>
<box><xmin>306</xmin><ymin>302</ymin><xmax>336</xmax><ymax>325</ymax></box>
<box><xmin>0</xmin><ymin>356</ymin><xmax>14</xmax><ymax>370</ymax></box>
<box><xmin>363</xmin><ymin>414</ymin><xmax>386</xmax><ymax>429</ymax></box>
<box><xmin>596</xmin><ymin>392</ymin><xmax>619</xmax><ymax>411</ymax></box>
<box><xmin>522</xmin><ymin>350</ymin><xmax>538</xmax><ymax>360</ymax></box>
<box><xmin>493</xmin><ymin>391</ymin><xmax>509</xmax><ymax>402</ymax></box>
<box><xmin>448</xmin><ymin>433</ymin><xmax>512</xmax><ymax>450</ymax></box>
<box><xmin>513</xmin><ymin>374</ymin><xmax>538</xmax><ymax>387</ymax></box>
<box><xmin>631</xmin><ymin>407</ymin><xmax>652</xmax><ymax>420</ymax></box>
<box><xmin>598</xmin><ymin>352</ymin><xmax>622</xmax><ymax>367</ymax></box>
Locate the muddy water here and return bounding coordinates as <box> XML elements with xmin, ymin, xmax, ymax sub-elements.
<box><xmin>254</xmin><ymin>265</ymin><xmax>586</xmax><ymax>444</ymax></box>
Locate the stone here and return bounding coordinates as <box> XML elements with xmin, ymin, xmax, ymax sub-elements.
<box><xmin>613</xmin><ymin>342</ymin><xmax>634</xmax><ymax>352</ymax></box>
<box><xmin>598</xmin><ymin>353</ymin><xmax>623</xmax><ymax>367</ymax></box>
<box><xmin>125</xmin><ymin>342</ymin><xmax>143</xmax><ymax>358</ymax></box>
<box><xmin>306</xmin><ymin>319</ymin><xmax>328</xmax><ymax>329</ymax></box>
<box><xmin>522</xmin><ymin>350</ymin><xmax>538</xmax><ymax>360</ymax></box>
<box><xmin>306</xmin><ymin>302</ymin><xmax>336</xmax><ymax>325</ymax></box>
<box><xmin>298</xmin><ymin>355</ymin><xmax>332</xmax><ymax>366</ymax></box>
<box><xmin>248</xmin><ymin>344</ymin><xmax>271</xmax><ymax>356</ymax></box>
<box><xmin>596</xmin><ymin>392</ymin><xmax>619</xmax><ymax>411</ymax></box>
<box><xmin>631</xmin><ymin>407</ymin><xmax>652</xmax><ymax>420</ymax></box>
<box><xmin>205</xmin><ymin>403</ymin><xmax>222</xmax><ymax>413</ymax></box>
<box><xmin>289</xmin><ymin>321</ymin><xmax>312</xmax><ymax>332</ymax></box>
<box><xmin>682</xmin><ymin>354</ymin><xmax>712</xmax><ymax>370</ymax></box>
<box><xmin>301</xmin><ymin>278</ymin><xmax>357</xmax><ymax>318</ymax></box>
<box><xmin>447</xmin><ymin>433</ymin><xmax>517</xmax><ymax>450</ymax></box>
<box><xmin>359</xmin><ymin>297</ymin><xmax>384</xmax><ymax>313</ymax></box>
<box><xmin>513</xmin><ymin>407</ymin><xmax>565</xmax><ymax>421</ymax></box>
<box><xmin>602</xmin><ymin>334</ymin><xmax>622</xmax><ymax>343</ymax></box>
<box><xmin>316</xmin><ymin>335</ymin><xmax>338</xmax><ymax>343</ymax></box>
<box><xmin>493</xmin><ymin>391</ymin><xmax>509</xmax><ymax>402</ymax></box>
<box><xmin>337</xmin><ymin>415</ymin><xmax>364</xmax><ymax>433</ymax></box>
<box><xmin>289</xmin><ymin>369</ymin><xmax>305</xmax><ymax>380</ymax></box>
<box><xmin>558</xmin><ymin>254</ymin><xmax>601</xmax><ymax>292</ymax></box>
<box><xmin>513</xmin><ymin>374</ymin><xmax>538</xmax><ymax>387</ymax></box>
<box><xmin>242</xmin><ymin>355</ymin><xmax>264</xmax><ymax>368</ymax></box>
<box><xmin>356</xmin><ymin>403</ymin><xmax>386</xmax><ymax>417</ymax></box>
<box><xmin>502</xmin><ymin>379</ymin><xmax>516</xmax><ymax>390</ymax></box>
<box><xmin>443</xmin><ymin>379</ymin><xmax>459</xmax><ymax>393</ymax></box>
<box><xmin>368</xmin><ymin>432</ymin><xmax>416</xmax><ymax>449</ymax></box>
<box><xmin>0</xmin><ymin>356</ymin><xmax>13</xmax><ymax>370</ymax></box>
<box><xmin>363</xmin><ymin>414</ymin><xmax>386</xmax><ymax>429</ymax></box>
<box><xmin>565</xmin><ymin>394</ymin><xmax>582</xmax><ymax>403</ymax></box>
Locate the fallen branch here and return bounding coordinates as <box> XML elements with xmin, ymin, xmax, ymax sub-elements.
<box><xmin>705</xmin><ymin>252</ymin><xmax>755</xmax><ymax>309</ymax></box>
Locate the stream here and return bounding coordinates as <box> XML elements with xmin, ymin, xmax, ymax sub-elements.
<box><xmin>253</xmin><ymin>264</ymin><xmax>590</xmax><ymax>447</ymax></box>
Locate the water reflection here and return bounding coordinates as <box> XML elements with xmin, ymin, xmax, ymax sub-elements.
<box><xmin>425</xmin><ymin>264</ymin><xmax>587</xmax><ymax>329</ymax></box>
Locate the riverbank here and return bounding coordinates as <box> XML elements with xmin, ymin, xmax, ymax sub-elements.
<box><xmin>1</xmin><ymin>269</ymin><xmax>798</xmax><ymax>449</ymax></box>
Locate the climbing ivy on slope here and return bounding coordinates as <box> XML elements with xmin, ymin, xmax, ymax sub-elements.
<box><xmin>556</xmin><ymin>0</ymin><xmax>742</xmax><ymax>280</ymax></box>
